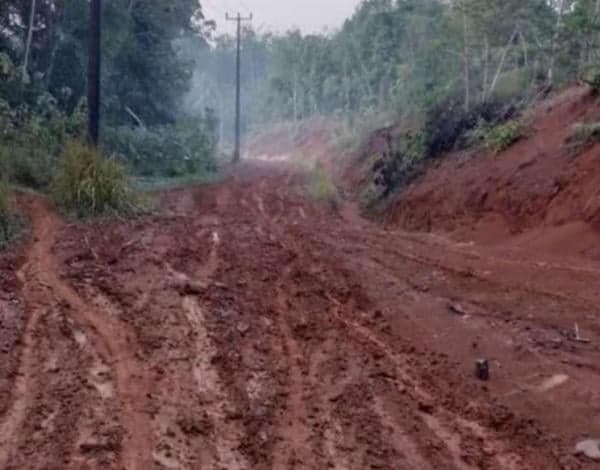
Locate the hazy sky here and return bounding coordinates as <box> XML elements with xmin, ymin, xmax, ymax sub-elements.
<box><xmin>202</xmin><ymin>0</ymin><xmax>362</xmax><ymax>34</ymax></box>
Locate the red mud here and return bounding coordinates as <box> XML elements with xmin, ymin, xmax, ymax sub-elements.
<box><xmin>2</xmin><ymin>89</ymin><xmax>600</xmax><ymax>467</ymax></box>
<box><xmin>391</xmin><ymin>85</ymin><xmax>600</xmax><ymax>259</ymax></box>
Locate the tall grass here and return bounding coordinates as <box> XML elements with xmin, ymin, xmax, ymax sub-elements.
<box><xmin>307</xmin><ymin>163</ymin><xmax>338</xmax><ymax>206</ymax></box>
<box><xmin>0</xmin><ymin>178</ymin><xmax>12</xmax><ymax>218</ymax></box>
<box><xmin>0</xmin><ymin>178</ymin><xmax>23</xmax><ymax>248</ymax></box>
<box><xmin>567</xmin><ymin>122</ymin><xmax>600</xmax><ymax>147</ymax></box>
<box><xmin>485</xmin><ymin>120</ymin><xmax>524</xmax><ymax>153</ymax></box>
<box><xmin>51</xmin><ymin>140</ymin><xmax>137</xmax><ymax>217</ymax></box>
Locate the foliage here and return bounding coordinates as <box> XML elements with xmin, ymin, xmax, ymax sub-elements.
<box><xmin>0</xmin><ymin>179</ymin><xmax>24</xmax><ymax>248</ymax></box>
<box><xmin>307</xmin><ymin>163</ymin><xmax>338</xmax><ymax>205</ymax></box>
<box><xmin>51</xmin><ymin>141</ymin><xmax>136</xmax><ymax>217</ymax></box>
<box><xmin>566</xmin><ymin>122</ymin><xmax>600</xmax><ymax>146</ymax></box>
<box><xmin>0</xmin><ymin>0</ymin><xmax>217</xmax><ymax>191</ymax></box>
<box><xmin>0</xmin><ymin>90</ymin><xmax>88</xmax><ymax>188</ymax></box>
<box><xmin>0</xmin><ymin>180</ymin><xmax>11</xmax><ymax>217</ymax></box>
<box><xmin>103</xmin><ymin>111</ymin><xmax>218</xmax><ymax>178</ymax></box>
<box><xmin>484</xmin><ymin>120</ymin><xmax>525</xmax><ymax>153</ymax></box>
<box><xmin>371</xmin><ymin>130</ymin><xmax>427</xmax><ymax>199</ymax></box>
<box><xmin>422</xmin><ymin>95</ymin><xmax>516</xmax><ymax>156</ymax></box>
<box><xmin>581</xmin><ymin>66</ymin><xmax>600</xmax><ymax>90</ymax></box>
<box><xmin>194</xmin><ymin>0</ymin><xmax>600</xmax><ymax>139</ymax></box>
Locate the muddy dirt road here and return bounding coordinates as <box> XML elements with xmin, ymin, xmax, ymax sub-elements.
<box><xmin>1</xmin><ymin>162</ymin><xmax>600</xmax><ymax>469</ymax></box>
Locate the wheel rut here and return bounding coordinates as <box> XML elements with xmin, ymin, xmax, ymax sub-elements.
<box><xmin>0</xmin><ymin>198</ymin><xmax>153</xmax><ymax>470</ymax></box>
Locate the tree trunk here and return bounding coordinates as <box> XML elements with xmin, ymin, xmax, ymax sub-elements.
<box><xmin>292</xmin><ymin>71</ymin><xmax>298</xmax><ymax>123</ymax></box>
<box><xmin>21</xmin><ymin>0</ymin><xmax>37</xmax><ymax>84</ymax></box>
<box><xmin>88</xmin><ymin>0</ymin><xmax>102</xmax><ymax>146</ymax></box>
<box><xmin>482</xmin><ymin>35</ymin><xmax>489</xmax><ymax>103</ymax></box>
<box><xmin>547</xmin><ymin>0</ymin><xmax>565</xmax><ymax>84</ymax></box>
<box><xmin>488</xmin><ymin>29</ymin><xmax>518</xmax><ymax>99</ymax></box>
<box><xmin>462</xmin><ymin>10</ymin><xmax>470</xmax><ymax>112</ymax></box>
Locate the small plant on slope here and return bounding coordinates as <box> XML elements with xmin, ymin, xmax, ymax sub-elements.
<box><xmin>51</xmin><ymin>140</ymin><xmax>137</xmax><ymax>217</ymax></box>
<box><xmin>485</xmin><ymin>120</ymin><xmax>524</xmax><ymax>154</ymax></box>
<box><xmin>0</xmin><ymin>179</ymin><xmax>24</xmax><ymax>248</ymax></box>
<box><xmin>581</xmin><ymin>65</ymin><xmax>600</xmax><ymax>91</ymax></box>
<box><xmin>566</xmin><ymin>122</ymin><xmax>600</xmax><ymax>147</ymax></box>
<box><xmin>307</xmin><ymin>162</ymin><xmax>338</xmax><ymax>206</ymax></box>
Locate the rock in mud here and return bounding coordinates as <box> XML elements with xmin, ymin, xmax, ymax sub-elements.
<box><xmin>475</xmin><ymin>359</ymin><xmax>490</xmax><ymax>381</ymax></box>
<box><xmin>575</xmin><ymin>439</ymin><xmax>600</xmax><ymax>460</ymax></box>
<box><xmin>236</xmin><ymin>321</ymin><xmax>250</xmax><ymax>335</ymax></box>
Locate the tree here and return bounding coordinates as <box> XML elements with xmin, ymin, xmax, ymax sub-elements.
<box><xmin>21</xmin><ymin>0</ymin><xmax>36</xmax><ymax>84</ymax></box>
<box><xmin>88</xmin><ymin>0</ymin><xmax>101</xmax><ymax>145</ymax></box>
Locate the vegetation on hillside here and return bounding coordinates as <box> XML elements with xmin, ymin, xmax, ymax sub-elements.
<box><xmin>3</xmin><ymin>0</ymin><xmax>600</xmax><ymax>225</ymax></box>
<box><xmin>51</xmin><ymin>141</ymin><xmax>136</xmax><ymax>217</ymax></box>
<box><xmin>307</xmin><ymin>163</ymin><xmax>338</xmax><ymax>206</ymax></box>
<box><xmin>196</xmin><ymin>0</ymin><xmax>600</xmax><ymax>197</ymax></box>
<box><xmin>0</xmin><ymin>0</ymin><xmax>217</xmax><ymax>211</ymax></box>
<box><xmin>0</xmin><ymin>178</ymin><xmax>24</xmax><ymax>247</ymax></box>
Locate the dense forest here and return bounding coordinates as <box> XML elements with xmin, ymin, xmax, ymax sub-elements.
<box><xmin>198</xmin><ymin>0</ymin><xmax>600</xmax><ymax>140</ymax></box>
<box><xmin>0</xmin><ymin>0</ymin><xmax>217</xmax><ymax>186</ymax></box>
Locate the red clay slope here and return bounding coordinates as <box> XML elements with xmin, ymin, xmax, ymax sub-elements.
<box><xmin>390</xmin><ymin>85</ymin><xmax>600</xmax><ymax>259</ymax></box>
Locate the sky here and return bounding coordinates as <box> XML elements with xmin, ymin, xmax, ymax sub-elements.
<box><xmin>202</xmin><ymin>0</ymin><xmax>362</xmax><ymax>35</ymax></box>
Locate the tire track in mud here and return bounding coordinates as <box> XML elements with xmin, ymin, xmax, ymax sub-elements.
<box><xmin>327</xmin><ymin>298</ymin><xmax>523</xmax><ymax>470</ymax></box>
<box><xmin>0</xmin><ymin>300</ymin><xmax>42</xmax><ymax>468</ymax></box>
<box><xmin>182</xmin><ymin>296</ymin><xmax>248</xmax><ymax>470</ymax></box>
<box><xmin>0</xmin><ymin>198</ymin><xmax>154</xmax><ymax>470</ymax></box>
<box><xmin>270</xmin><ymin>204</ymin><xmax>526</xmax><ymax>469</ymax></box>
<box><xmin>238</xmin><ymin>168</ymin><xmax>550</xmax><ymax>469</ymax></box>
<box><xmin>175</xmin><ymin>227</ymin><xmax>250</xmax><ymax>469</ymax></box>
<box><xmin>0</xmin><ymin>203</ymin><xmax>61</xmax><ymax>468</ymax></box>
<box><xmin>271</xmin><ymin>282</ymin><xmax>315</xmax><ymax>469</ymax></box>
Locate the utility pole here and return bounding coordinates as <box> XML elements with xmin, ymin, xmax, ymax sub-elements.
<box><xmin>226</xmin><ymin>12</ymin><xmax>252</xmax><ymax>163</ymax></box>
<box><xmin>88</xmin><ymin>0</ymin><xmax>102</xmax><ymax>146</ymax></box>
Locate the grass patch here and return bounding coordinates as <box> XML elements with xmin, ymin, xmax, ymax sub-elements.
<box><xmin>485</xmin><ymin>120</ymin><xmax>525</xmax><ymax>153</ymax></box>
<box><xmin>306</xmin><ymin>163</ymin><xmax>338</xmax><ymax>206</ymax></box>
<box><xmin>566</xmin><ymin>122</ymin><xmax>600</xmax><ymax>147</ymax></box>
<box><xmin>581</xmin><ymin>65</ymin><xmax>600</xmax><ymax>90</ymax></box>
<box><xmin>0</xmin><ymin>180</ymin><xmax>25</xmax><ymax>248</ymax></box>
<box><xmin>51</xmin><ymin>140</ymin><xmax>138</xmax><ymax>217</ymax></box>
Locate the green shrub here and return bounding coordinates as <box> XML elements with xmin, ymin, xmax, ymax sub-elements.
<box><xmin>52</xmin><ymin>140</ymin><xmax>137</xmax><ymax>217</ymax></box>
<box><xmin>369</xmin><ymin>130</ymin><xmax>426</xmax><ymax>200</ymax></box>
<box><xmin>0</xmin><ymin>94</ymin><xmax>85</xmax><ymax>189</ymax></box>
<box><xmin>307</xmin><ymin>163</ymin><xmax>338</xmax><ymax>205</ymax></box>
<box><xmin>567</xmin><ymin>122</ymin><xmax>600</xmax><ymax>146</ymax></box>
<box><xmin>581</xmin><ymin>65</ymin><xmax>600</xmax><ymax>89</ymax></box>
<box><xmin>102</xmin><ymin>114</ymin><xmax>218</xmax><ymax>178</ymax></box>
<box><xmin>485</xmin><ymin>120</ymin><xmax>524</xmax><ymax>153</ymax></box>
<box><xmin>0</xmin><ymin>179</ymin><xmax>24</xmax><ymax>248</ymax></box>
<box><xmin>0</xmin><ymin>179</ymin><xmax>12</xmax><ymax>218</ymax></box>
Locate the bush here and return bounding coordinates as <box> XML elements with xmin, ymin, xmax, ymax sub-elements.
<box><xmin>102</xmin><ymin>113</ymin><xmax>218</xmax><ymax>178</ymax></box>
<box><xmin>0</xmin><ymin>179</ymin><xmax>23</xmax><ymax>248</ymax></box>
<box><xmin>567</xmin><ymin>122</ymin><xmax>600</xmax><ymax>146</ymax></box>
<box><xmin>422</xmin><ymin>94</ymin><xmax>517</xmax><ymax>156</ymax></box>
<box><xmin>0</xmin><ymin>179</ymin><xmax>12</xmax><ymax>220</ymax></box>
<box><xmin>581</xmin><ymin>65</ymin><xmax>600</xmax><ymax>89</ymax></box>
<box><xmin>370</xmin><ymin>130</ymin><xmax>426</xmax><ymax>199</ymax></box>
<box><xmin>51</xmin><ymin>141</ymin><xmax>137</xmax><ymax>217</ymax></box>
<box><xmin>307</xmin><ymin>163</ymin><xmax>338</xmax><ymax>205</ymax></box>
<box><xmin>0</xmin><ymin>94</ymin><xmax>85</xmax><ymax>189</ymax></box>
<box><xmin>485</xmin><ymin>120</ymin><xmax>524</xmax><ymax>153</ymax></box>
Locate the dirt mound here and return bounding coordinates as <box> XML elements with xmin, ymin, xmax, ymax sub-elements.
<box><xmin>388</xmin><ymin>85</ymin><xmax>600</xmax><ymax>257</ymax></box>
